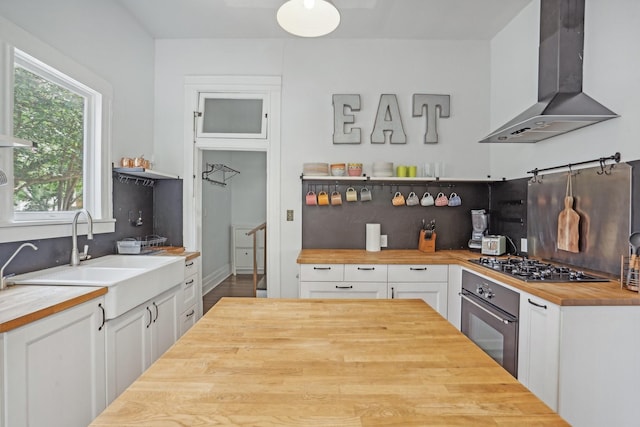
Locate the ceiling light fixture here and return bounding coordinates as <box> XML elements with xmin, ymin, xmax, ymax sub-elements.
<box><xmin>277</xmin><ymin>0</ymin><xmax>340</xmax><ymax>37</ymax></box>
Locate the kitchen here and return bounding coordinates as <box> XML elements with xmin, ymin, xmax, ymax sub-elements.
<box><xmin>1</xmin><ymin>0</ymin><xmax>640</xmax><ymax>426</ymax></box>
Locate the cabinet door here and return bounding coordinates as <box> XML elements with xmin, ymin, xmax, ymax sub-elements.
<box><xmin>389</xmin><ymin>282</ymin><xmax>448</xmax><ymax>317</ymax></box>
<box><xmin>105</xmin><ymin>304</ymin><xmax>152</xmax><ymax>403</ymax></box>
<box><xmin>151</xmin><ymin>288</ymin><xmax>180</xmax><ymax>361</ymax></box>
<box><xmin>517</xmin><ymin>292</ymin><xmax>560</xmax><ymax>411</ymax></box>
<box><xmin>300</xmin><ymin>282</ymin><xmax>387</xmax><ymax>299</ymax></box>
<box><xmin>5</xmin><ymin>297</ymin><xmax>106</xmax><ymax>427</ymax></box>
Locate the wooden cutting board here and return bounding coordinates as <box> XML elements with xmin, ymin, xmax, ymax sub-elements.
<box><xmin>557</xmin><ymin>195</ymin><xmax>580</xmax><ymax>253</ymax></box>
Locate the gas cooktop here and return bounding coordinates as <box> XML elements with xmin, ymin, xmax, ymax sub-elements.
<box><xmin>469</xmin><ymin>256</ymin><xmax>609</xmax><ymax>283</ymax></box>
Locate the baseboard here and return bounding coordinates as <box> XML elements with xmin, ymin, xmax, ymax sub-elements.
<box><xmin>202</xmin><ymin>264</ymin><xmax>231</xmax><ymax>296</ymax></box>
<box><xmin>234</xmin><ymin>268</ymin><xmax>265</xmax><ymax>275</ymax></box>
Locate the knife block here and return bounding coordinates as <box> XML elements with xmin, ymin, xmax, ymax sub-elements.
<box><xmin>418</xmin><ymin>230</ymin><xmax>436</xmax><ymax>253</ymax></box>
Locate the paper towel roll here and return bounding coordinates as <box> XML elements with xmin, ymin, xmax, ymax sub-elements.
<box><xmin>366</xmin><ymin>223</ymin><xmax>381</xmax><ymax>252</ymax></box>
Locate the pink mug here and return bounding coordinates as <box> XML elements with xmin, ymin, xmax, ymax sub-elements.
<box><xmin>306</xmin><ymin>191</ymin><xmax>317</xmax><ymax>206</ymax></box>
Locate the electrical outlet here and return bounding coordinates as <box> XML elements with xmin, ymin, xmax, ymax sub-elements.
<box><xmin>521</xmin><ymin>238</ymin><xmax>528</xmax><ymax>253</ymax></box>
<box><xmin>380</xmin><ymin>235</ymin><xmax>388</xmax><ymax>247</ymax></box>
<box><xmin>286</xmin><ymin>210</ymin><xmax>294</xmax><ymax>221</ymax></box>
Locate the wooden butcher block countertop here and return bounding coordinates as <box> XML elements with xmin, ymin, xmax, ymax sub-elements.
<box><xmin>298</xmin><ymin>249</ymin><xmax>640</xmax><ymax>307</ymax></box>
<box><xmin>90</xmin><ymin>298</ymin><xmax>567</xmax><ymax>426</ymax></box>
<box><xmin>0</xmin><ymin>285</ymin><xmax>106</xmax><ymax>333</ymax></box>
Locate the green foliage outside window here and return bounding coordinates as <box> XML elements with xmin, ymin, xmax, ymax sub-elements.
<box><xmin>13</xmin><ymin>66</ymin><xmax>84</xmax><ymax>212</ymax></box>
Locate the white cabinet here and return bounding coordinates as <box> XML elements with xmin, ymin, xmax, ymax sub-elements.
<box><xmin>388</xmin><ymin>265</ymin><xmax>448</xmax><ymax>317</ymax></box>
<box><xmin>300</xmin><ymin>263</ymin><xmax>387</xmax><ymax>299</ymax></box>
<box><xmin>180</xmin><ymin>256</ymin><xmax>200</xmax><ymax>336</ymax></box>
<box><xmin>2</xmin><ymin>297</ymin><xmax>106</xmax><ymax>427</ymax></box>
<box><xmin>105</xmin><ymin>285</ymin><xmax>180</xmax><ymax>403</ymax></box>
<box><xmin>517</xmin><ymin>291</ymin><xmax>561</xmax><ymax>411</ymax></box>
<box><xmin>232</xmin><ymin>225</ymin><xmax>264</xmax><ymax>275</ymax></box>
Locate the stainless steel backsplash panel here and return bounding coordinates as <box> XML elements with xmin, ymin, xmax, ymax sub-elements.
<box><xmin>528</xmin><ymin>163</ymin><xmax>630</xmax><ymax>275</ymax></box>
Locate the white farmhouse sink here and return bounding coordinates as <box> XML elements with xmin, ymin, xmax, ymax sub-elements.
<box><xmin>10</xmin><ymin>255</ymin><xmax>184</xmax><ymax>320</ymax></box>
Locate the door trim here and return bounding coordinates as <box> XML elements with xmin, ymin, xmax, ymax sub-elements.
<box><xmin>183</xmin><ymin>75</ymin><xmax>281</xmax><ymax>298</ymax></box>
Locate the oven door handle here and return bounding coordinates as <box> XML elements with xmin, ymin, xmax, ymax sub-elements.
<box><xmin>459</xmin><ymin>292</ymin><xmax>516</xmax><ymax>325</ymax></box>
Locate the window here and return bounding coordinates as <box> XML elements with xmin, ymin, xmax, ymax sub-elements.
<box><xmin>13</xmin><ymin>49</ymin><xmax>97</xmax><ymax>216</ymax></box>
<box><xmin>0</xmin><ymin>39</ymin><xmax>113</xmax><ymax>242</ymax></box>
<box><xmin>197</xmin><ymin>92</ymin><xmax>268</xmax><ymax>139</ymax></box>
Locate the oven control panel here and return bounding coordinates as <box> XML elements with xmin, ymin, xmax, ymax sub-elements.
<box><xmin>476</xmin><ymin>284</ymin><xmax>494</xmax><ymax>299</ymax></box>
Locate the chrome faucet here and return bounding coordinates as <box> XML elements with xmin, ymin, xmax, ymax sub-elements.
<box><xmin>70</xmin><ymin>209</ymin><xmax>93</xmax><ymax>266</ymax></box>
<box><xmin>1</xmin><ymin>243</ymin><xmax>38</xmax><ymax>290</ymax></box>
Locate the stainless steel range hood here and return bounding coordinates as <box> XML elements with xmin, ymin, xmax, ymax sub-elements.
<box><xmin>480</xmin><ymin>0</ymin><xmax>618</xmax><ymax>144</ymax></box>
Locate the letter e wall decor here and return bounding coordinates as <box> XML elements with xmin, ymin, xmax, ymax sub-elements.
<box><xmin>333</xmin><ymin>94</ymin><xmax>361</xmax><ymax>144</ymax></box>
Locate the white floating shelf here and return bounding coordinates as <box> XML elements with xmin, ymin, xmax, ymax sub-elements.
<box><xmin>113</xmin><ymin>167</ymin><xmax>179</xmax><ymax>180</ymax></box>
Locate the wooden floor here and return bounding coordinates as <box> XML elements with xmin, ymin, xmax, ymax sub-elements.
<box><xmin>202</xmin><ymin>274</ymin><xmax>260</xmax><ymax>314</ymax></box>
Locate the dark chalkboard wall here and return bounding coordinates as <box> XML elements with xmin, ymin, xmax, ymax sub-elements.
<box><xmin>302</xmin><ymin>180</ymin><xmax>491</xmax><ymax>250</ymax></box>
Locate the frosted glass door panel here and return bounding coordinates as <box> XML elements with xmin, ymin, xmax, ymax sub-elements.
<box><xmin>198</xmin><ymin>93</ymin><xmax>267</xmax><ymax>139</ymax></box>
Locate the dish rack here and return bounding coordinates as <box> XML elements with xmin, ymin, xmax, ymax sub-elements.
<box><xmin>117</xmin><ymin>235</ymin><xmax>168</xmax><ymax>254</ymax></box>
<box><xmin>620</xmin><ymin>256</ymin><xmax>639</xmax><ymax>292</ymax></box>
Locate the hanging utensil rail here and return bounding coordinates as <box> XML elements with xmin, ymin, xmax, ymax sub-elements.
<box><xmin>527</xmin><ymin>152</ymin><xmax>621</xmax><ymax>182</ymax></box>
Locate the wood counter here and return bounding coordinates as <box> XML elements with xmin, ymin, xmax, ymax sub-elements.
<box><xmin>0</xmin><ymin>285</ymin><xmax>107</xmax><ymax>333</ymax></box>
<box><xmin>90</xmin><ymin>298</ymin><xmax>567</xmax><ymax>426</ymax></box>
<box><xmin>298</xmin><ymin>249</ymin><xmax>640</xmax><ymax>306</ymax></box>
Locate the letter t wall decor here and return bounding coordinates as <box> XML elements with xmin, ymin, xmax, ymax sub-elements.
<box><xmin>413</xmin><ymin>94</ymin><xmax>450</xmax><ymax>144</ymax></box>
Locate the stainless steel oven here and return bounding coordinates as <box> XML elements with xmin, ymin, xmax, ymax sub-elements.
<box><xmin>460</xmin><ymin>270</ymin><xmax>519</xmax><ymax>378</ymax></box>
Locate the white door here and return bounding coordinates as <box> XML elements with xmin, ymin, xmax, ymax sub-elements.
<box><xmin>105</xmin><ymin>305</ymin><xmax>152</xmax><ymax>403</ymax></box>
<box><xmin>151</xmin><ymin>288</ymin><xmax>180</xmax><ymax>360</ymax></box>
<box><xmin>4</xmin><ymin>297</ymin><xmax>106</xmax><ymax>427</ymax></box>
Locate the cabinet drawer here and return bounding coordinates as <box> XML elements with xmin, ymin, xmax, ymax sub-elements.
<box><xmin>182</xmin><ymin>275</ymin><xmax>198</xmax><ymax>311</ymax></box>
<box><xmin>180</xmin><ymin>305</ymin><xmax>197</xmax><ymax>336</ymax></box>
<box><xmin>344</xmin><ymin>264</ymin><xmax>388</xmax><ymax>282</ymax></box>
<box><xmin>184</xmin><ymin>257</ymin><xmax>199</xmax><ymax>277</ymax></box>
<box><xmin>300</xmin><ymin>264</ymin><xmax>344</xmax><ymax>281</ymax></box>
<box><xmin>387</xmin><ymin>265</ymin><xmax>448</xmax><ymax>282</ymax></box>
<box><xmin>235</xmin><ymin>228</ymin><xmax>264</xmax><ymax>248</ymax></box>
<box><xmin>235</xmin><ymin>249</ymin><xmax>264</xmax><ymax>269</ymax></box>
<box><xmin>300</xmin><ymin>282</ymin><xmax>387</xmax><ymax>299</ymax></box>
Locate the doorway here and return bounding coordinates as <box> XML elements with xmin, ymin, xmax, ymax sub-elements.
<box><xmin>200</xmin><ymin>150</ymin><xmax>266</xmax><ymax>297</ymax></box>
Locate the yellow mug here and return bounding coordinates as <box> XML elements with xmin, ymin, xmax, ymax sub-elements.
<box><xmin>318</xmin><ymin>191</ymin><xmax>329</xmax><ymax>206</ymax></box>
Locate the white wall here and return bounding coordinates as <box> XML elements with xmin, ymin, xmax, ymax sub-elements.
<box><xmin>0</xmin><ymin>0</ymin><xmax>155</xmax><ymax>162</ymax></box>
<box><xmin>202</xmin><ymin>151</ymin><xmax>232</xmax><ymax>280</ymax></box>
<box><xmin>489</xmin><ymin>0</ymin><xmax>640</xmax><ymax>179</ymax></box>
<box><xmin>154</xmin><ymin>38</ymin><xmax>493</xmax><ymax>297</ymax></box>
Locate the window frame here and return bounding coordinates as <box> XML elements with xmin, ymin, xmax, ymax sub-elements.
<box><xmin>0</xmin><ymin>37</ymin><xmax>114</xmax><ymax>243</ymax></box>
<box><xmin>12</xmin><ymin>48</ymin><xmax>100</xmax><ymax>221</ymax></box>
<box><xmin>196</xmin><ymin>92</ymin><xmax>269</xmax><ymax>140</ymax></box>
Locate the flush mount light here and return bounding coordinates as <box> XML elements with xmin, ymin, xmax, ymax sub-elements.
<box><xmin>277</xmin><ymin>0</ymin><xmax>340</xmax><ymax>37</ymax></box>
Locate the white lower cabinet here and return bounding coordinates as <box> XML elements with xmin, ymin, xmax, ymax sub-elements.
<box><xmin>517</xmin><ymin>291</ymin><xmax>561</xmax><ymax>411</ymax></box>
<box><xmin>300</xmin><ymin>263</ymin><xmax>387</xmax><ymax>298</ymax></box>
<box><xmin>388</xmin><ymin>265</ymin><xmax>448</xmax><ymax>317</ymax></box>
<box><xmin>105</xmin><ymin>285</ymin><xmax>180</xmax><ymax>403</ymax></box>
<box><xmin>2</xmin><ymin>297</ymin><xmax>106</xmax><ymax>427</ymax></box>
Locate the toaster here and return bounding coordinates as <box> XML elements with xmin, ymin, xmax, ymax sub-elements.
<box><xmin>481</xmin><ymin>235</ymin><xmax>506</xmax><ymax>256</ymax></box>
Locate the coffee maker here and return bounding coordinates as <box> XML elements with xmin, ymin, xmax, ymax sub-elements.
<box><xmin>468</xmin><ymin>209</ymin><xmax>488</xmax><ymax>250</ymax></box>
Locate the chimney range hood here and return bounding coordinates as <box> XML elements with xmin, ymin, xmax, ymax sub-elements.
<box><xmin>480</xmin><ymin>0</ymin><xmax>618</xmax><ymax>143</ymax></box>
